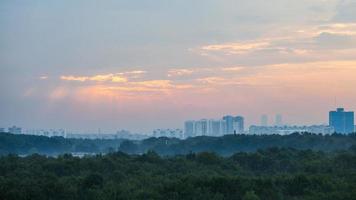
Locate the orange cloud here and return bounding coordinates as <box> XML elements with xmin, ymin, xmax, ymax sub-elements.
<box><xmin>60</xmin><ymin>75</ymin><xmax>88</xmax><ymax>82</ymax></box>
<box><xmin>60</xmin><ymin>70</ymin><xmax>147</xmax><ymax>83</ymax></box>
<box><xmin>53</xmin><ymin>61</ymin><xmax>356</xmax><ymax>106</ymax></box>
<box><xmin>200</xmin><ymin>41</ymin><xmax>270</xmax><ymax>55</ymax></box>
<box><xmin>60</xmin><ymin>73</ymin><xmax>128</xmax><ymax>83</ymax></box>
<box><xmin>317</xmin><ymin>23</ymin><xmax>356</xmax><ymax>36</ymax></box>
<box><xmin>222</xmin><ymin>66</ymin><xmax>245</xmax><ymax>72</ymax></box>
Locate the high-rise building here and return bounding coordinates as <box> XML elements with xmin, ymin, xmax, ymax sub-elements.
<box><xmin>220</xmin><ymin>120</ymin><xmax>227</xmax><ymax>135</ymax></box>
<box><xmin>261</xmin><ymin>115</ymin><xmax>268</xmax><ymax>126</ymax></box>
<box><xmin>184</xmin><ymin>121</ymin><xmax>195</xmax><ymax>138</ymax></box>
<box><xmin>185</xmin><ymin>115</ymin><xmax>244</xmax><ymax>137</ymax></box>
<box><xmin>223</xmin><ymin>115</ymin><xmax>234</xmax><ymax>134</ymax></box>
<box><xmin>329</xmin><ymin>108</ymin><xmax>354</xmax><ymax>134</ymax></box>
<box><xmin>195</xmin><ymin>119</ymin><xmax>208</xmax><ymax>136</ymax></box>
<box><xmin>275</xmin><ymin>114</ymin><xmax>283</xmax><ymax>127</ymax></box>
<box><xmin>234</xmin><ymin>116</ymin><xmax>244</xmax><ymax>133</ymax></box>
<box><xmin>209</xmin><ymin>120</ymin><xmax>220</xmax><ymax>136</ymax></box>
<box><xmin>208</xmin><ymin>119</ymin><xmax>226</xmax><ymax>136</ymax></box>
<box><xmin>185</xmin><ymin>119</ymin><xmax>228</xmax><ymax>137</ymax></box>
<box><xmin>223</xmin><ymin>115</ymin><xmax>244</xmax><ymax>134</ymax></box>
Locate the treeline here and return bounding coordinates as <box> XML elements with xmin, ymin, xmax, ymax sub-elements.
<box><xmin>119</xmin><ymin>133</ymin><xmax>356</xmax><ymax>156</ymax></box>
<box><xmin>1</xmin><ymin>132</ymin><xmax>356</xmax><ymax>156</ymax></box>
<box><xmin>1</xmin><ymin>147</ymin><xmax>356</xmax><ymax>200</ymax></box>
<box><xmin>0</xmin><ymin>132</ymin><xmax>122</xmax><ymax>155</ymax></box>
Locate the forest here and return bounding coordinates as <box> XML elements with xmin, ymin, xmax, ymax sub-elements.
<box><xmin>1</xmin><ymin>132</ymin><xmax>356</xmax><ymax>156</ymax></box>
<box><xmin>0</xmin><ymin>147</ymin><xmax>356</xmax><ymax>200</ymax></box>
<box><xmin>119</xmin><ymin>133</ymin><xmax>356</xmax><ymax>156</ymax></box>
<box><xmin>1</xmin><ymin>132</ymin><xmax>356</xmax><ymax>199</ymax></box>
<box><xmin>0</xmin><ymin>132</ymin><xmax>122</xmax><ymax>155</ymax></box>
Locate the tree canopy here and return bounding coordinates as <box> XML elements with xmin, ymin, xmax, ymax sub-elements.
<box><xmin>0</xmin><ymin>147</ymin><xmax>356</xmax><ymax>200</ymax></box>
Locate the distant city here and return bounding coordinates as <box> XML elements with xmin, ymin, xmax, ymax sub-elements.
<box><xmin>1</xmin><ymin>107</ymin><xmax>355</xmax><ymax>140</ymax></box>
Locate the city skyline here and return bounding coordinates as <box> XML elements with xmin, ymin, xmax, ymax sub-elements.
<box><xmin>1</xmin><ymin>0</ymin><xmax>356</xmax><ymax>132</ymax></box>
<box><xmin>2</xmin><ymin>107</ymin><xmax>354</xmax><ymax>136</ymax></box>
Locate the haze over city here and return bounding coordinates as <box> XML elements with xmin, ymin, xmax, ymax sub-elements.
<box><xmin>1</xmin><ymin>0</ymin><xmax>356</xmax><ymax>133</ymax></box>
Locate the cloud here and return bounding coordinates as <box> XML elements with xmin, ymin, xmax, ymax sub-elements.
<box><xmin>222</xmin><ymin>66</ymin><xmax>245</xmax><ymax>72</ymax></box>
<box><xmin>199</xmin><ymin>41</ymin><xmax>271</xmax><ymax>55</ymax></box>
<box><xmin>167</xmin><ymin>69</ymin><xmax>194</xmax><ymax>77</ymax></box>
<box><xmin>332</xmin><ymin>0</ymin><xmax>356</xmax><ymax>22</ymax></box>
<box><xmin>60</xmin><ymin>70</ymin><xmax>147</xmax><ymax>83</ymax></box>
<box><xmin>317</xmin><ymin>23</ymin><xmax>356</xmax><ymax>35</ymax></box>
<box><xmin>91</xmin><ymin>74</ymin><xmax>125</xmax><ymax>82</ymax></box>
<box><xmin>56</xmin><ymin>70</ymin><xmax>197</xmax><ymax>101</ymax></box>
<box><xmin>314</xmin><ymin>32</ymin><xmax>356</xmax><ymax>49</ymax></box>
<box><xmin>131</xmin><ymin>80</ymin><xmax>172</xmax><ymax>89</ymax></box>
<box><xmin>193</xmin><ymin>21</ymin><xmax>356</xmax><ymax>66</ymax></box>
<box><xmin>53</xmin><ymin>60</ymin><xmax>356</xmax><ymax>103</ymax></box>
<box><xmin>119</xmin><ymin>70</ymin><xmax>147</xmax><ymax>79</ymax></box>
<box><xmin>196</xmin><ymin>77</ymin><xmax>228</xmax><ymax>84</ymax></box>
<box><xmin>237</xmin><ymin>60</ymin><xmax>356</xmax><ymax>88</ymax></box>
<box><xmin>60</xmin><ymin>76</ymin><xmax>88</xmax><ymax>82</ymax></box>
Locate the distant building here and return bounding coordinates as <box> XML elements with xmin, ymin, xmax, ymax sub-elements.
<box><xmin>261</xmin><ymin>115</ymin><xmax>268</xmax><ymax>126</ymax></box>
<box><xmin>249</xmin><ymin>125</ymin><xmax>334</xmax><ymax>135</ymax></box>
<box><xmin>65</xmin><ymin>130</ymin><xmax>149</xmax><ymax>140</ymax></box>
<box><xmin>195</xmin><ymin>119</ymin><xmax>208</xmax><ymax>136</ymax></box>
<box><xmin>208</xmin><ymin>119</ymin><xmax>226</xmax><ymax>137</ymax></box>
<box><xmin>329</xmin><ymin>108</ymin><xmax>354</xmax><ymax>134</ymax></box>
<box><xmin>185</xmin><ymin>115</ymin><xmax>244</xmax><ymax>137</ymax></box>
<box><xmin>0</xmin><ymin>128</ymin><xmax>5</xmax><ymax>132</ymax></box>
<box><xmin>223</xmin><ymin>116</ymin><xmax>234</xmax><ymax>134</ymax></box>
<box><xmin>184</xmin><ymin>121</ymin><xmax>195</xmax><ymax>138</ymax></box>
<box><xmin>275</xmin><ymin>114</ymin><xmax>283</xmax><ymax>126</ymax></box>
<box><xmin>8</xmin><ymin>126</ymin><xmax>22</xmax><ymax>134</ymax></box>
<box><xmin>184</xmin><ymin>119</ymin><xmax>226</xmax><ymax>137</ymax></box>
<box><xmin>223</xmin><ymin>115</ymin><xmax>245</xmax><ymax>134</ymax></box>
<box><xmin>234</xmin><ymin>116</ymin><xmax>244</xmax><ymax>133</ymax></box>
<box><xmin>153</xmin><ymin>129</ymin><xmax>184</xmax><ymax>139</ymax></box>
<box><xmin>25</xmin><ymin>129</ymin><xmax>66</xmax><ymax>137</ymax></box>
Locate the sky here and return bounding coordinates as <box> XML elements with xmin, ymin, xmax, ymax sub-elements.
<box><xmin>1</xmin><ymin>0</ymin><xmax>356</xmax><ymax>133</ymax></box>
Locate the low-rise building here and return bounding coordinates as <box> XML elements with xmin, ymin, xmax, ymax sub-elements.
<box><xmin>8</xmin><ymin>126</ymin><xmax>22</xmax><ymax>134</ymax></box>
<box><xmin>153</xmin><ymin>129</ymin><xmax>184</xmax><ymax>139</ymax></box>
<box><xmin>249</xmin><ymin>125</ymin><xmax>335</xmax><ymax>135</ymax></box>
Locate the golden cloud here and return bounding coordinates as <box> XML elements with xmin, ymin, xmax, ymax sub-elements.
<box><xmin>60</xmin><ymin>73</ymin><xmax>128</xmax><ymax>83</ymax></box>
<box><xmin>317</xmin><ymin>23</ymin><xmax>356</xmax><ymax>36</ymax></box>
<box><xmin>200</xmin><ymin>41</ymin><xmax>270</xmax><ymax>55</ymax></box>
<box><xmin>222</xmin><ymin>66</ymin><xmax>245</xmax><ymax>72</ymax></box>
<box><xmin>54</xmin><ymin>60</ymin><xmax>356</xmax><ymax>103</ymax></box>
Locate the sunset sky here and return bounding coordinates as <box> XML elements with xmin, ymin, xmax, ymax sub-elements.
<box><xmin>1</xmin><ymin>0</ymin><xmax>356</xmax><ymax>133</ymax></box>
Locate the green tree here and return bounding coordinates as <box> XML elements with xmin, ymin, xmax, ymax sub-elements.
<box><xmin>242</xmin><ymin>191</ymin><xmax>260</xmax><ymax>200</ymax></box>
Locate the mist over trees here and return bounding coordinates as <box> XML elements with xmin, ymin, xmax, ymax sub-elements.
<box><xmin>120</xmin><ymin>133</ymin><xmax>356</xmax><ymax>156</ymax></box>
<box><xmin>0</xmin><ymin>132</ymin><xmax>122</xmax><ymax>156</ymax></box>
<box><xmin>1</xmin><ymin>132</ymin><xmax>356</xmax><ymax>156</ymax></box>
